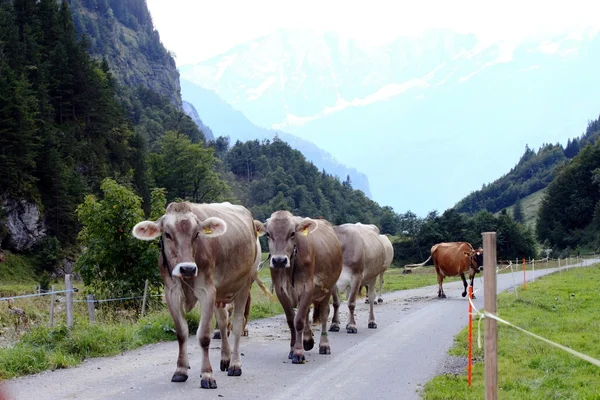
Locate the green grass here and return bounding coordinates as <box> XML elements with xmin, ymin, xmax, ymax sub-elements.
<box><xmin>422</xmin><ymin>264</ymin><xmax>600</xmax><ymax>400</ymax></box>
<box><xmin>0</xmin><ymin>252</ymin><xmax>37</xmax><ymax>285</ymax></box>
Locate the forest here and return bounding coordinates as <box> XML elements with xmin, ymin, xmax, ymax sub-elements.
<box><xmin>0</xmin><ymin>0</ymin><xmax>597</xmax><ymax>297</ymax></box>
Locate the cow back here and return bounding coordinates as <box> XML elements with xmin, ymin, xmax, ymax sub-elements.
<box><xmin>334</xmin><ymin>223</ymin><xmax>386</xmax><ymax>282</ymax></box>
<box><xmin>310</xmin><ymin>219</ymin><xmax>343</xmax><ymax>295</ymax></box>
<box><xmin>431</xmin><ymin>242</ymin><xmax>474</xmax><ymax>276</ymax></box>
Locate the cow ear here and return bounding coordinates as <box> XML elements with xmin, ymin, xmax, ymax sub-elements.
<box><xmin>199</xmin><ymin>217</ymin><xmax>227</xmax><ymax>237</ymax></box>
<box><xmin>132</xmin><ymin>220</ymin><xmax>162</xmax><ymax>241</ymax></box>
<box><xmin>296</xmin><ymin>218</ymin><xmax>318</xmax><ymax>237</ymax></box>
<box><xmin>253</xmin><ymin>220</ymin><xmax>266</xmax><ymax>237</ymax></box>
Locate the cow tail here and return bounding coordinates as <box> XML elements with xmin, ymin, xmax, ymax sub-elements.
<box><xmin>254</xmin><ymin>275</ymin><xmax>275</xmax><ymax>300</ymax></box>
<box><xmin>403</xmin><ymin>255</ymin><xmax>432</xmax><ymax>269</ymax></box>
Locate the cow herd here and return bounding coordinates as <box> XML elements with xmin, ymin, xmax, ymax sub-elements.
<box><xmin>131</xmin><ymin>200</ymin><xmax>483</xmax><ymax>390</ymax></box>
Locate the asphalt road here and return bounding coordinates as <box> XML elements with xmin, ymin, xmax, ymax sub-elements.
<box><xmin>5</xmin><ymin>260</ymin><xmax>594</xmax><ymax>400</ymax></box>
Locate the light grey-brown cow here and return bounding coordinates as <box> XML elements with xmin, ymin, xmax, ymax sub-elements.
<box><xmin>255</xmin><ymin>211</ymin><xmax>342</xmax><ymax>363</ymax></box>
<box><xmin>132</xmin><ymin>201</ymin><xmax>260</xmax><ymax>389</ymax></box>
<box><xmin>330</xmin><ymin>222</ymin><xmax>387</xmax><ymax>333</ymax></box>
<box><xmin>364</xmin><ymin>233</ymin><xmax>395</xmax><ymax>304</ymax></box>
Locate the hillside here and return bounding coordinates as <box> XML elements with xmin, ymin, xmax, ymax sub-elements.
<box><xmin>455</xmin><ymin>115</ymin><xmax>600</xmax><ymax>217</ymax></box>
<box><xmin>182</xmin><ymin>101</ymin><xmax>214</xmax><ymax>141</ymax></box>
<box><xmin>180</xmin><ymin>79</ymin><xmax>373</xmax><ymax>198</ymax></box>
<box><xmin>502</xmin><ymin>188</ymin><xmax>546</xmax><ymax>229</ymax></box>
<box><xmin>67</xmin><ymin>0</ymin><xmax>182</xmax><ymax>108</ymax></box>
<box><xmin>180</xmin><ymin>28</ymin><xmax>600</xmax><ymax>215</ymax></box>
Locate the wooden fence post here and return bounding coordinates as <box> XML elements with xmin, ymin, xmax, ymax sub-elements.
<box><xmin>49</xmin><ymin>285</ymin><xmax>56</xmax><ymax>327</ymax></box>
<box><xmin>87</xmin><ymin>294</ymin><xmax>95</xmax><ymax>324</ymax></box>
<box><xmin>141</xmin><ymin>279</ymin><xmax>149</xmax><ymax>317</ymax></box>
<box><xmin>65</xmin><ymin>274</ymin><xmax>74</xmax><ymax>329</ymax></box>
<box><xmin>483</xmin><ymin>232</ymin><xmax>498</xmax><ymax>400</ymax></box>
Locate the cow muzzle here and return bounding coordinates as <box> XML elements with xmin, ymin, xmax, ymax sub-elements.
<box><xmin>172</xmin><ymin>262</ymin><xmax>198</xmax><ymax>277</ymax></box>
<box><xmin>270</xmin><ymin>255</ymin><xmax>290</xmax><ymax>268</ymax></box>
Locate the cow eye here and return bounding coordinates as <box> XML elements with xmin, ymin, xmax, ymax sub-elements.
<box><xmin>164</xmin><ymin>232</ymin><xmax>172</xmax><ymax>240</ymax></box>
<box><xmin>265</xmin><ymin>231</ymin><xmax>270</xmax><ymax>238</ymax></box>
<box><xmin>194</xmin><ymin>231</ymin><xmax>200</xmax><ymax>239</ymax></box>
<box><xmin>290</xmin><ymin>231</ymin><xmax>295</xmax><ymax>238</ymax></box>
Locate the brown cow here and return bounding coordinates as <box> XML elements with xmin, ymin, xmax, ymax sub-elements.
<box><xmin>255</xmin><ymin>211</ymin><xmax>342</xmax><ymax>363</ymax></box>
<box><xmin>132</xmin><ymin>201</ymin><xmax>260</xmax><ymax>389</ymax></box>
<box><xmin>330</xmin><ymin>222</ymin><xmax>387</xmax><ymax>333</ymax></box>
<box><xmin>405</xmin><ymin>242</ymin><xmax>483</xmax><ymax>298</ymax></box>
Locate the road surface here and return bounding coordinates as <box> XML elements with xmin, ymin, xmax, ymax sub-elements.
<box><xmin>5</xmin><ymin>261</ymin><xmax>594</xmax><ymax>400</ymax></box>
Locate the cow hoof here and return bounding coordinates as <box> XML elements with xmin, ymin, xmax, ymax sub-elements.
<box><xmin>319</xmin><ymin>345</ymin><xmax>331</xmax><ymax>355</ymax></box>
<box><xmin>227</xmin><ymin>366</ymin><xmax>242</xmax><ymax>377</ymax></box>
<box><xmin>377</xmin><ymin>298</ymin><xmax>383</xmax><ymax>304</ymax></box>
<box><xmin>243</xmin><ymin>329</ymin><xmax>249</xmax><ymax>336</ymax></box>
<box><xmin>288</xmin><ymin>351</ymin><xmax>293</xmax><ymax>360</ymax></box>
<box><xmin>200</xmin><ymin>378</ymin><xmax>217</xmax><ymax>389</ymax></box>
<box><xmin>439</xmin><ymin>293</ymin><xmax>447</xmax><ymax>299</ymax></box>
<box><xmin>220</xmin><ymin>359</ymin><xmax>230</xmax><ymax>372</ymax></box>
<box><xmin>368</xmin><ymin>322</ymin><xmax>377</xmax><ymax>329</ymax></box>
<box><xmin>328</xmin><ymin>324</ymin><xmax>340</xmax><ymax>332</ymax></box>
<box><xmin>364</xmin><ymin>298</ymin><xmax>369</xmax><ymax>304</ymax></box>
<box><xmin>291</xmin><ymin>354</ymin><xmax>306</xmax><ymax>364</ymax></box>
<box><xmin>303</xmin><ymin>337</ymin><xmax>314</xmax><ymax>351</ymax></box>
<box><xmin>171</xmin><ymin>373</ymin><xmax>188</xmax><ymax>383</ymax></box>
<box><xmin>346</xmin><ymin>325</ymin><xmax>358</xmax><ymax>334</ymax></box>
<box><xmin>213</xmin><ymin>331</ymin><xmax>221</xmax><ymax>340</ymax></box>
<box><xmin>471</xmin><ymin>294</ymin><xmax>477</xmax><ymax>300</ymax></box>
<box><xmin>462</xmin><ymin>292</ymin><xmax>467</xmax><ymax>298</ymax></box>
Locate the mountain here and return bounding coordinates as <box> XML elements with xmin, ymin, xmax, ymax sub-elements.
<box><xmin>180</xmin><ymin>27</ymin><xmax>600</xmax><ymax>216</ymax></box>
<box><xmin>68</xmin><ymin>0</ymin><xmax>182</xmax><ymax>108</ymax></box>
<box><xmin>182</xmin><ymin>101</ymin><xmax>215</xmax><ymax>141</ymax></box>
<box><xmin>180</xmin><ymin>79</ymin><xmax>373</xmax><ymax>198</ymax></box>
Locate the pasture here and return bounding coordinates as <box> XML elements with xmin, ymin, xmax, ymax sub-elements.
<box><xmin>422</xmin><ymin>263</ymin><xmax>600</xmax><ymax>399</ymax></box>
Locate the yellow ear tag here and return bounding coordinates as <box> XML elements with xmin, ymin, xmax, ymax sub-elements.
<box><xmin>301</xmin><ymin>227</ymin><xmax>309</xmax><ymax>236</ymax></box>
<box><xmin>204</xmin><ymin>226</ymin><xmax>213</xmax><ymax>234</ymax></box>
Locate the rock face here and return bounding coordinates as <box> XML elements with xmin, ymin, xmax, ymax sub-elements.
<box><xmin>1</xmin><ymin>198</ymin><xmax>46</xmax><ymax>251</ymax></box>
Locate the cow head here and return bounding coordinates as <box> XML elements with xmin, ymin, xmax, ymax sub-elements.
<box><xmin>132</xmin><ymin>202</ymin><xmax>227</xmax><ymax>278</ymax></box>
<box><xmin>465</xmin><ymin>247</ymin><xmax>484</xmax><ymax>272</ymax></box>
<box><xmin>255</xmin><ymin>210</ymin><xmax>318</xmax><ymax>268</ymax></box>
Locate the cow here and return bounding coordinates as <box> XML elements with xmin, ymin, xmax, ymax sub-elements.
<box><xmin>405</xmin><ymin>242</ymin><xmax>483</xmax><ymax>299</ymax></box>
<box><xmin>132</xmin><ymin>201</ymin><xmax>260</xmax><ymax>389</ymax></box>
<box><xmin>365</xmin><ymin>234</ymin><xmax>394</xmax><ymax>304</ymax></box>
<box><xmin>330</xmin><ymin>222</ymin><xmax>387</xmax><ymax>333</ymax></box>
<box><xmin>255</xmin><ymin>211</ymin><xmax>343</xmax><ymax>364</ymax></box>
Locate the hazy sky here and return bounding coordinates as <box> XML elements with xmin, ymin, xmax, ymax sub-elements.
<box><xmin>147</xmin><ymin>0</ymin><xmax>600</xmax><ymax>65</ymax></box>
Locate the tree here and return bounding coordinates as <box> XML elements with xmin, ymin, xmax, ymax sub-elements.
<box><xmin>75</xmin><ymin>178</ymin><xmax>166</xmax><ymax>302</ymax></box>
<box><xmin>513</xmin><ymin>197</ymin><xmax>524</xmax><ymax>223</ymax></box>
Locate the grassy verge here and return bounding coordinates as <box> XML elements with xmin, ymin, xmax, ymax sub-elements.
<box><xmin>422</xmin><ymin>264</ymin><xmax>600</xmax><ymax>399</ymax></box>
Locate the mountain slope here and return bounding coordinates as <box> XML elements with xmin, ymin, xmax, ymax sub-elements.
<box><xmin>68</xmin><ymin>0</ymin><xmax>182</xmax><ymax>108</ymax></box>
<box><xmin>180</xmin><ymin>28</ymin><xmax>600</xmax><ymax>216</ymax></box>
<box><xmin>180</xmin><ymin>79</ymin><xmax>372</xmax><ymax>198</ymax></box>
<box><xmin>182</xmin><ymin>101</ymin><xmax>214</xmax><ymax>141</ymax></box>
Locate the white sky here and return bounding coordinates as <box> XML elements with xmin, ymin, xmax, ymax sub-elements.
<box><xmin>146</xmin><ymin>0</ymin><xmax>600</xmax><ymax>65</ymax></box>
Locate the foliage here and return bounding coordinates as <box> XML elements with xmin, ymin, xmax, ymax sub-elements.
<box><xmin>74</xmin><ymin>178</ymin><xmax>165</xmax><ymax>300</ymax></box>
<box><xmin>537</xmin><ymin>139</ymin><xmax>600</xmax><ymax>250</ymax></box>
<box><xmin>512</xmin><ymin>197</ymin><xmax>524</xmax><ymax>223</ymax></box>
<box><xmin>148</xmin><ymin>131</ymin><xmax>229</xmax><ymax>203</ymax></box>
<box><xmin>422</xmin><ymin>264</ymin><xmax>600</xmax><ymax>399</ymax></box>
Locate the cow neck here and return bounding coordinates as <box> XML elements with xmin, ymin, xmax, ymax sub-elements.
<box><xmin>159</xmin><ymin>237</ymin><xmax>172</xmax><ymax>278</ymax></box>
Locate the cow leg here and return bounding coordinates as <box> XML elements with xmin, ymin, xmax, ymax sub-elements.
<box><xmin>329</xmin><ymin>287</ymin><xmax>341</xmax><ymax>332</ymax></box>
<box><xmin>227</xmin><ymin>284</ymin><xmax>251</xmax><ymax>376</ymax></box>
<box><xmin>469</xmin><ymin>270</ymin><xmax>477</xmax><ymax>299</ymax></box>
<box><xmin>345</xmin><ymin>274</ymin><xmax>362</xmax><ymax>334</ymax></box>
<box><xmin>165</xmin><ymin>286</ymin><xmax>191</xmax><ymax>383</ymax></box>
<box><xmin>364</xmin><ymin>285</ymin><xmax>369</xmax><ymax>304</ymax></box>
<box><xmin>377</xmin><ymin>272</ymin><xmax>384</xmax><ymax>303</ymax></box>
<box><xmin>436</xmin><ymin>271</ymin><xmax>446</xmax><ymax>298</ymax></box>
<box><xmin>275</xmin><ymin>286</ymin><xmax>298</xmax><ymax>358</ymax></box>
<box><xmin>243</xmin><ymin>293</ymin><xmax>251</xmax><ymax>336</ymax></box>
<box><xmin>318</xmin><ymin>295</ymin><xmax>332</xmax><ymax>354</ymax></box>
<box><xmin>367</xmin><ymin>280</ymin><xmax>377</xmax><ymax>329</ymax></box>
<box><xmin>196</xmin><ymin>287</ymin><xmax>217</xmax><ymax>389</ymax></box>
<box><xmin>302</xmin><ymin>308</ymin><xmax>314</xmax><ymax>352</ymax></box>
<box><xmin>460</xmin><ymin>273</ymin><xmax>468</xmax><ymax>297</ymax></box>
<box><xmin>212</xmin><ymin>314</ymin><xmax>222</xmax><ymax>340</ymax></box>
<box><xmin>215</xmin><ymin>306</ymin><xmax>231</xmax><ymax>372</ymax></box>
<box><xmin>291</xmin><ymin>291</ymin><xmax>313</xmax><ymax>364</ymax></box>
